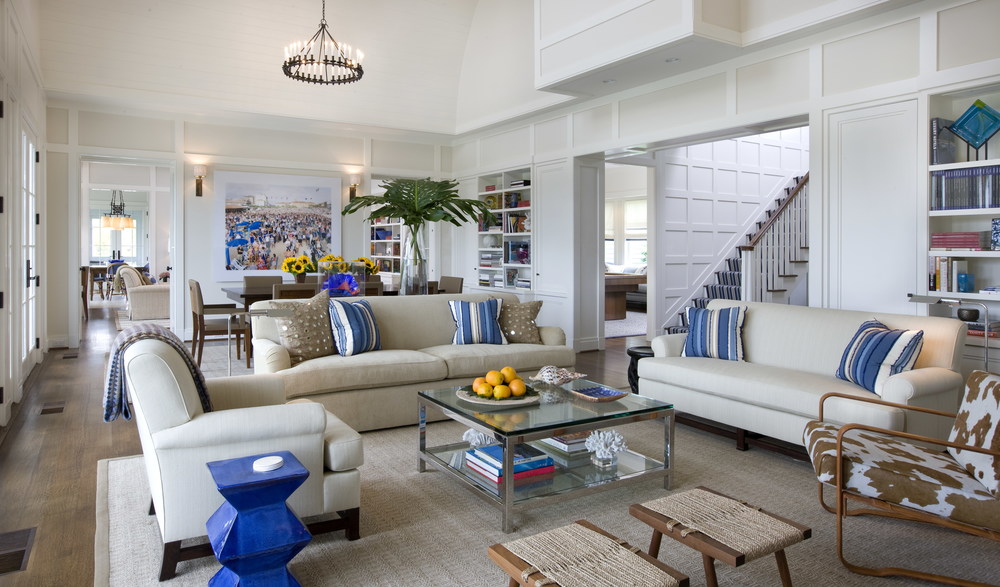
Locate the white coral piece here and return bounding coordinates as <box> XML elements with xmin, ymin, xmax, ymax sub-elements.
<box><xmin>529</xmin><ymin>365</ymin><xmax>587</xmax><ymax>385</ymax></box>
<box><xmin>462</xmin><ymin>428</ymin><xmax>492</xmax><ymax>449</ymax></box>
<box><xmin>585</xmin><ymin>429</ymin><xmax>627</xmax><ymax>459</ymax></box>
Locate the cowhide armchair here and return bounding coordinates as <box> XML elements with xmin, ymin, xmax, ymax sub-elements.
<box><xmin>803</xmin><ymin>370</ymin><xmax>1000</xmax><ymax>586</ymax></box>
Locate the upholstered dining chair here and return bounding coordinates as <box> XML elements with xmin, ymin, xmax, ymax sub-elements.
<box><xmin>121</xmin><ymin>337</ymin><xmax>363</xmax><ymax>580</ymax></box>
<box><xmin>105</xmin><ymin>261</ymin><xmax>128</xmax><ymax>300</ymax></box>
<box><xmin>437</xmin><ymin>275</ymin><xmax>464</xmax><ymax>294</ymax></box>
<box><xmin>242</xmin><ymin>275</ymin><xmax>282</xmax><ymax>289</ymax></box>
<box><xmin>187</xmin><ymin>279</ymin><xmax>250</xmax><ymax>367</ymax></box>
<box><xmin>119</xmin><ymin>266</ymin><xmax>169</xmax><ymax>320</ymax></box>
<box><xmin>272</xmin><ymin>282</ymin><xmax>321</xmax><ymax>299</ymax></box>
<box><xmin>803</xmin><ymin>370</ymin><xmax>1000</xmax><ymax>586</ymax></box>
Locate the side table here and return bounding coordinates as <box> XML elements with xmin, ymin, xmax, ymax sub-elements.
<box><xmin>206</xmin><ymin>451</ymin><xmax>312</xmax><ymax>586</ymax></box>
<box><xmin>627</xmin><ymin>345</ymin><xmax>654</xmax><ymax>393</ymax></box>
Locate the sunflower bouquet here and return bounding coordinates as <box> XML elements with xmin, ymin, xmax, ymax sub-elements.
<box><xmin>281</xmin><ymin>255</ymin><xmax>316</xmax><ymax>275</ymax></box>
<box><xmin>317</xmin><ymin>254</ymin><xmax>347</xmax><ymax>273</ymax></box>
<box><xmin>353</xmin><ymin>256</ymin><xmax>380</xmax><ymax>276</ymax></box>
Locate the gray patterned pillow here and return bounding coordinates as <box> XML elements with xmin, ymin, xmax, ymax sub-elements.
<box><xmin>274</xmin><ymin>292</ymin><xmax>334</xmax><ymax>364</ymax></box>
<box><xmin>499</xmin><ymin>300</ymin><xmax>543</xmax><ymax>344</ymax></box>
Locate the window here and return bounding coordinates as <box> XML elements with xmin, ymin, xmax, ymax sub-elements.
<box><xmin>604</xmin><ymin>198</ymin><xmax>647</xmax><ymax>266</ymax></box>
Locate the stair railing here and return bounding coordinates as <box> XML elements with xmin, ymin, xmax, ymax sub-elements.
<box><xmin>738</xmin><ymin>173</ymin><xmax>809</xmax><ymax>302</ymax></box>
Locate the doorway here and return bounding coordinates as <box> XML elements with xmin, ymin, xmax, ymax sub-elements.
<box><xmin>603</xmin><ymin>162</ymin><xmax>651</xmax><ymax>341</ymax></box>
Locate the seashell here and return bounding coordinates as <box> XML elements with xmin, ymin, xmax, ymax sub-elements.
<box><xmin>529</xmin><ymin>365</ymin><xmax>587</xmax><ymax>386</ymax></box>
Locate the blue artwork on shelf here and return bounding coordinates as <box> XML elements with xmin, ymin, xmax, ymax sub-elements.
<box><xmin>950</xmin><ymin>100</ymin><xmax>1000</xmax><ymax>149</ymax></box>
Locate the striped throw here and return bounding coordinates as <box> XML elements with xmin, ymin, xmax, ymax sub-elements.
<box><xmin>449</xmin><ymin>299</ymin><xmax>508</xmax><ymax>345</ymax></box>
<box><xmin>836</xmin><ymin>320</ymin><xmax>924</xmax><ymax>395</ymax></box>
<box><xmin>682</xmin><ymin>306</ymin><xmax>746</xmax><ymax>361</ymax></box>
<box><xmin>328</xmin><ymin>298</ymin><xmax>381</xmax><ymax>356</ymax></box>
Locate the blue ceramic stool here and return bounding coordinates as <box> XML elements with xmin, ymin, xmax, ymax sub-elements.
<box><xmin>206</xmin><ymin>451</ymin><xmax>312</xmax><ymax>586</ymax></box>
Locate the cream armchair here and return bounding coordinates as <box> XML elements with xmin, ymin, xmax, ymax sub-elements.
<box><xmin>122</xmin><ymin>338</ymin><xmax>363</xmax><ymax>581</ymax></box>
<box><xmin>119</xmin><ymin>266</ymin><xmax>170</xmax><ymax>320</ymax></box>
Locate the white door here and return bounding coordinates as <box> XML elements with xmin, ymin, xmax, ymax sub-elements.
<box><xmin>19</xmin><ymin>127</ymin><xmax>41</xmax><ymax>378</ymax></box>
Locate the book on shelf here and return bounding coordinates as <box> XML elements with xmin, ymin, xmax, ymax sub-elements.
<box><xmin>515</xmin><ymin>278</ymin><xmax>532</xmax><ymax>289</ymax></box>
<box><xmin>464</xmin><ymin>451</ymin><xmax>554</xmax><ymax>481</ymax></box>
<box><xmin>967</xmin><ymin>330</ymin><xmax>1000</xmax><ymax>338</ymax></box>
<box><xmin>963</xmin><ymin>321</ymin><xmax>1000</xmax><ymax>331</ymax></box>
<box><xmin>473</xmin><ymin>443</ymin><xmax>552</xmax><ymax>470</ymax></box>
<box><xmin>930</xmin><ymin>165</ymin><xmax>1000</xmax><ymax>210</ymax></box>
<box><xmin>930</xmin><ymin>231</ymin><xmax>991</xmax><ymax>249</ymax></box>
<box><xmin>509</xmin><ymin>179</ymin><xmax>530</xmax><ymax>187</ymax></box>
<box><xmin>930</xmin><ymin>118</ymin><xmax>957</xmax><ymax>165</ymax></box>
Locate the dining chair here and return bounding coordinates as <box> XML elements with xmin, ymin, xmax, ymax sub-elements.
<box><xmin>242</xmin><ymin>275</ymin><xmax>283</xmax><ymax>288</ymax></box>
<box><xmin>438</xmin><ymin>275</ymin><xmax>464</xmax><ymax>294</ymax></box>
<box><xmin>106</xmin><ymin>262</ymin><xmax>128</xmax><ymax>300</ymax></box>
<box><xmin>187</xmin><ymin>279</ymin><xmax>250</xmax><ymax>367</ymax></box>
<box><xmin>272</xmin><ymin>283</ymin><xmax>321</xmax><ymax>299</ymax></box>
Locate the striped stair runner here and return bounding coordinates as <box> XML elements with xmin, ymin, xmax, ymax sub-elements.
<box><xmin>666</xmin><ymin>258</ymin><xmax>742</xmax><ymax>334</ymax></box>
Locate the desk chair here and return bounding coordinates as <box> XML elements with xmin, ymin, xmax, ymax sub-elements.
<box><xmin>243</xmin><ymin>275</ymin><xmax>283</xmax><ymax>289</ymax></box>
<box><xmin>438</xmin><ymin>275</ymin><xmax>464</xmax><ymax>294</ymax></box>
<box><xmin>272</xmin><ymin>283</ymin><xmax>321</xmax><ymax>300</ymax></box>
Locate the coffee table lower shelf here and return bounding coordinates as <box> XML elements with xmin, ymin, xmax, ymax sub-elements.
<box><xmin>418</xmin><ymin>440</ymin><xmax>670</xmax><ymax>532</ymax></box>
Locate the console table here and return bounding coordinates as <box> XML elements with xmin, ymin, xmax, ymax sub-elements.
<box><xmin>605</xmin><ymin>273</ymin><xmax>647</xmax><ymax>320</ymax></box>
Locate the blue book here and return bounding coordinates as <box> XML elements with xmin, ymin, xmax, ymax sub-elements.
<box><xmin>472</xmin><ymin>444</ymin><xmax>553</xmax><ymax>472</ymax></box>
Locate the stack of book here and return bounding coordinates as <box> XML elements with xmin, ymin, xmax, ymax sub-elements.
<box><xmin>479</xmin><ymin>251</ymin><xmax>502</xmax><ymax>267</ymax></box>
<box><xmin>510</xmin><ymin>179</ymin><xmax>530</xmax><ymax>187</ymax></box>
<box><xmin>465</xmin><ymin>444</ymin><xmax>554</xmax><ymax>483</ymax></box>
<box><xmin>965</xmin><ymin>321</ymin><xmax>1000</xmax><ymax>338</ymax></box>
<box><xmin>930</xmin><ymin>231</ymin><xmax>991</xmax><ymax>250</ymax></box>
<box><xmin>538</xmin><ymin>432</ymin><xmax>591</xmax><ymax>468</ymax></box>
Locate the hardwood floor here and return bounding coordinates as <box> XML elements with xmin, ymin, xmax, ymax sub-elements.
<box><xmin>0</xmin><ymin>305</ymin><xmax>642</xmax><ymax>584</ymax></box>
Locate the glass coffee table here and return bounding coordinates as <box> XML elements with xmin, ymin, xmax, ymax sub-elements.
<box><xmin>417</xmin><ymin>379</ymin><xmax>674</xmax><ymax>532</ymax></box>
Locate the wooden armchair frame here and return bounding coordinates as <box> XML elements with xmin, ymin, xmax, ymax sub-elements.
<box><xmin>814</xmin><ymin>392</ymin><xmax>1000</xmax><ymax>586</ymax></box>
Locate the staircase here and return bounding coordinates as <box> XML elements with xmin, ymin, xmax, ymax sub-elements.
<box><xmin>666</xmin><ymin>173</ymin><xmax>809</xmax><ymax>334</ymax></box>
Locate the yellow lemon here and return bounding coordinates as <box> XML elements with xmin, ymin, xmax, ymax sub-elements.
<box><xmin>485</xmin><ymin>370</ymin><xmax>505</xmax><ymax>387</ymax></box>
<box><xmin>475</xmin><ymin>382</ymin><xmax>494</xmax><ymax>397</ymax></box>
<box><xmin>500</xmin><ymin>366</ymin><xmax>518</xmax><ymax>383</ymax></box>
<box><xmin>508</xmin><ymin>413</ymin><xmax>527</xmax><ymax>424</ymax></box>
<box><xmin>509</xmin><ymin>379</ymin><xmax>527</xmax><ymax>397</ymax></box>
<box><xmin>472</xmin><ymin>376</ymin><xmax>486</xmax><ymax>389</ymax></box>
<box><xmin>493</xmin><ymin>384</ymin><xmax>512</xmax><ymax>399</ymax></box>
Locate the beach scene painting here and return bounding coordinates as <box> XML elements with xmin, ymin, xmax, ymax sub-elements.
<box><xmin>214</xmin><ymin>170</ymin><xmax>341</xmax><ymax>278</ymax></box>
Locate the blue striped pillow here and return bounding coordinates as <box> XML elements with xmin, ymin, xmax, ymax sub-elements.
<box><xmin>449</xmin><ymin>299</ymin><xmax>508</xmax><ymax>345</ymax></box>
<box><xmin>328</xmin><ymin>299</ymin><xmax>381</xmax><ymax>356</ymax></box>
<box><xmin>682</xmin><ymin>306</ymin><xmax>746</xmax><ymax>361</ymax></box>
<box><xmin>836</xmin><ymin>320</ymin><xmax>924</xmax><ymax>395</ymax></box>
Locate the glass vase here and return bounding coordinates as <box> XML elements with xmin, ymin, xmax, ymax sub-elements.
<box><xmin>590</xmin><ymin>453</ymin><xmax>618</xmax><ymax>469</ymax></box>
<box><xmin>401</xmin><ymin>223</ymin><xmax>428</xmax><ymax>295</ymax></box>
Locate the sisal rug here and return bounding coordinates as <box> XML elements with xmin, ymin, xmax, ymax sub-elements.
<box><xmin>605</xmin><ymin>310</ymin><xmax>647</xmax><ymax>338</ymax></box>
<box><xmin>95</xmin><ymin>420</ymin><xmax>999</xmax><ymax>586</ymax></box>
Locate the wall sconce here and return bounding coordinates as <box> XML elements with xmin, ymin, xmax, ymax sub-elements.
<box><xmin>193</xmin><ymin>164</ymin><xmax>208</xmax><ymax>197</ymax></box>
<box><xmin>349</xmin><ymin>175</ymin><xmax>361</xmax><ymax>200</ymax></box>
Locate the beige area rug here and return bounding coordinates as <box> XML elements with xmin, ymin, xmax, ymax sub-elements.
<box><xmin>95</xmin><ymin>420</ymin><xmax>999</xmax><ymax>586</ymax></box>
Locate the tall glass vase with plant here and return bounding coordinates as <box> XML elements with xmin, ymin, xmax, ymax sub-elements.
<box><xmin>342</xmin><ymin>178</ymin><xmax>496</xmax><ymax>294</ymax></box>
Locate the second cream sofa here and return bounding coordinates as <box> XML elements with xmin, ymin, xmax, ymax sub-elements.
<box><xmin>251</xmin><ymin>291</ymin><xmax>576</xmax><ymax>432</ymax></box>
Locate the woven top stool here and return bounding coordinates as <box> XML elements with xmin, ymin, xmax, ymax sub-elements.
<box><xmin>629</xmin><ymin>486</ymin><xmax>810</xmax><ymax>587</ymax></box>
<box><xmin>487</xmin><ymin>519</ymin><xmax>689</xmax><ymax>587</ymax></box>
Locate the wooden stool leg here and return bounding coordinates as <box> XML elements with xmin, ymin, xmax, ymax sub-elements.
<box><xmin>775</xmin><ymin>549</ymin><xmax>793</xmax><ymax>586</ymax></box>
<box><xmin>702</xmin><ymin>554</ymin><xmax>719</xmax><ymax>587</ymax></box>
<box><xmin>647</xmin><ymin>529</ymin><xmax>663</xmax><ymax>558</ymax></box>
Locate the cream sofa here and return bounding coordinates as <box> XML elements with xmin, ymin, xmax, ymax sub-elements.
<box><xmin>119</xmin><ymin>265</ymin><xmax>170</xmax><ymax>320</ymax></box>
<box><xmin>251</xmin><ymin>292</ymin><xmax>576</xmax><ymax>432</ymax></box>
<box><xmin>639</xmin><ymin>299</ymin><xmax>966</xmax><ymax>447</ymax></box>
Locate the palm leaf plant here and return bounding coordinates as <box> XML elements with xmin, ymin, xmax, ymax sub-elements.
<box><xmin>343</xmin><ymin>178</ymin><xmax>497</xmax><ymax>293</ymax></box>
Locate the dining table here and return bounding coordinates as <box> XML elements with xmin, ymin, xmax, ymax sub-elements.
<box><xmin>223</xmin><ymin>280</ymin><xmax>394</xmax><ymax>311</ymax></box>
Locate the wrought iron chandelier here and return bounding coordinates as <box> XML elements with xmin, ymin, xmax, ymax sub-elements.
<box><xmin>283</xmin><ymin>0</ymin><xmax>364</xmax><ymax>85</ymax></box>
<box><xmin>101</xmin><ymin>189</ymin><xmax>136</xmax><ymax>230</ymax></box>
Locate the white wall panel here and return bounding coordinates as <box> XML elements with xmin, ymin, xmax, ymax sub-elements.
<box><xmin>534</xmin><ymin>116</ymin><xmax>569</xmax><ymax>157</ymax></box>
<box><xmin>822</xmin><ymin>19</ymin><xmax>919</xmax><ymax>96</ymax></box>
<box><xmin>371</xmin><ymin>140</ymin><xmax>436</xmax><ymax>172</ymax></box>
<box><xmin>938</xmin><ymin>0</ymin><xmax>1000</xmax><ymax>71</ymax></box>
<box><xmin>480</xmin><ymin>127</ymin><xmax>531</xmax><ymax>170</ymax></box>
<box><xmin>185</xmin><ymin>122</ymin><xmax>362</xmax><ymax>166</ymax></box>
<box><xmin>736</xmin><ymin>51</ymin><xmax>810</xmax><ymax>113</ymax></box>
<box><xmin>619</xmin><ymin>75</ymin><xmax>727</xmax><ymax>139</ymax></box>
<box><xmin>825</xmin><ymin>100</ymin><xmax>917</xmax><ymax>313</ymax></box>
<box><xmin>79</xmin><ymin>111</ymin><xmax>174</xmax><ymax>152</ymax></box>
<box><xmin>47</xmin><ymin>107</ymin><xmax>68</xmax><ymax>144</ymax></box>
<box><xmin>452</xmin><ymin>142</ymin><xmax>477</xmax><ymax>173</ymax></box>
<box><xmin>572</xmin><ymin>104</ymin><xmax>613</xmax><ymax>148</ymax></box>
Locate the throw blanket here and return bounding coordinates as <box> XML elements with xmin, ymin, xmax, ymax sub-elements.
<box><xmin>103</xmin><ymin>324</ymin><xmax>212</xmax><ymax>422</ymax></box>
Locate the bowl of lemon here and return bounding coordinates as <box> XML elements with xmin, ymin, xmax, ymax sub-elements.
<box><xmin>456</xmin><ymin>366</ymin><xmax>540</xmax><ymax>407</ymax></box>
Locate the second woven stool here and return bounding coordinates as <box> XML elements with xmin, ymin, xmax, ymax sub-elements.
<box><xmin>630</xmin><ymin>486</ymin><xmax>810</xmax><ymax>587</ymax></box>
<box><xmin>488</xmin><ymin>519</ymin><xmax>688</xmax><ymax>587</ymax></box>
